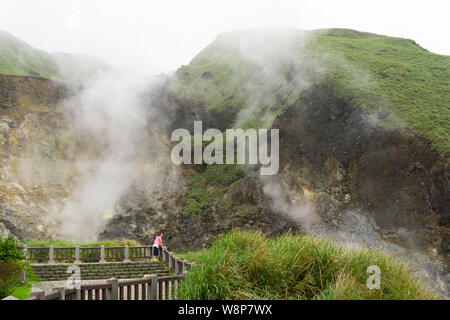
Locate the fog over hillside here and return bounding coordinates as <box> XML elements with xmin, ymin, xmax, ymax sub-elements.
<box><xmin>0</xmin><ymin>1</ymin><xmax>448</xmax><ymax>299</ymax></box>
<box><xmin>1</xmin><ymin>0</ymin><xmax>449</xmax><ymax>73</ymax></box>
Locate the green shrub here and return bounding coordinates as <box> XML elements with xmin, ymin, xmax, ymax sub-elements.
<box><xmin>9</xmin><ymin>265</ymin><xmax>37</xmax><ymax>300</ymax></box>
<box><xmin>0</xmin><ymin>236</ymin><xmax>24</xmax><ymax>299</ymax></box>
<box><xmin>0</xmin><ymin>261</ymin><xmax>24</xmax><ymax>299</ymax></box>
<box><xmin>178</xmin><ymin>230</ymin><xmax>437</xmax><ymax>300</ymax></box>
<box><xmin>0</xmin><ymin>236</ymin><xmax>23</xmax><ymax>261</ymax></box>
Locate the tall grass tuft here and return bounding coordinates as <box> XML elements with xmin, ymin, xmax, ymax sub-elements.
<box><xmin>177</xmin><ymin>230</ymin><xmax>437</xmax><ymax>300</ymax></box>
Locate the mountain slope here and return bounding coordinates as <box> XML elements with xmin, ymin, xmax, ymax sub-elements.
<box><xmin>150</xmin><ymin>28</ymin><xmax>449</xmax><ymax>297</ymax></box>
<box><xmin>0</xmin><ymin>30</ymin><xmax>59</xmax><ymax>79</ymax></box>
<box><xmin>311</xmin><ymin>29</ymin><xmax>450</xmax><ymax>157</ymax></box>
<box><xmin>170</xmin><ymin>28</ymin><xmax>450</xmax><ymax>156</ymax></box>
<box><xmin>0</xmin><ymin>30</ymin><xmax>108</xmax><ymax>82</ymax></box>
<box><xmin>0</xmin><ymin>28</ymin><xmax>448</xmax><ymax>297</ymax></box>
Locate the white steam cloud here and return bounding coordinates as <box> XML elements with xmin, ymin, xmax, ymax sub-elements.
<box><xmin>53</xmin><ymin>69</ymin><xmax>153</xmax><ymax>241</ymax></box>
<box><xmin>263</xmin><ymin>181</ymin><xmax>319</xmax><ymax>230</ymax></box>
<box><xmin>227</xmin><ymin>28</ymin><xmax>319</xmax><ymax>128</ymax></box>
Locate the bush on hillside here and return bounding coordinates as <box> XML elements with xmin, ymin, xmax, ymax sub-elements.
<box><xmin>178</xmin><ymin>230</ymin><xmax>437</xmax><ymax>300</ymax></box>
<box><xmin>0</xmin><ymin>236</ymin><xmax>24</xmax><ymax>299</ymax></box>
<box><xmin>0</xmin><ymin>236</ymin><xmax>23</xmax><ymax>261</ymax></box>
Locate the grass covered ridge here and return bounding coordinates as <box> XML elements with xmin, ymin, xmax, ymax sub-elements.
<box><xmin>0</xmin><ymin>30</ymin><xmax>108</xmax><ymax>82</ymax></box>
<box><xmin>171</xmin><ymin>28</ymin><xmax>449</xmax><ymax>157</ymax></box>
<box><xmin>309</xmin><ymin>29</ymin><xmax>450</xmax><ymax>156</ymax></box>
<box><xmin>178</xmin><ymin>230</ymin><xmax>437</xmax><ymax>300</ymax></box>
<box><xmin>183</xmin><ymin>164</ymin><xmax>245</xmax><ymax>217</ymax></box>
<box><xmin>0</xmin><ymin>30</ymin><xmax>59</xmax><ymax>79</ymax></box>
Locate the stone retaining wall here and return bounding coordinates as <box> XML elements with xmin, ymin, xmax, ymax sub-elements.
<box><xmin>31</xmin><ymin>261</ymin><xmax>169</xmax><ymax>281</ymax></box>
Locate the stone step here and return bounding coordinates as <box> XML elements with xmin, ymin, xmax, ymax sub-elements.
<box><xmin>38</xmin><ymin>275</ymin><xmax>170</xmax><ymax>281</ymax></box>
<box><xmin>35</xmin><ymin>268</ymin><xmax>166</xmax><ymax>274</ymax></box>
<box><xmin>34</xmin><ymin>269</ymin><xmax>167</xmax><ymax>275</ymax></box>
<box><xmin>32</xmin><ymin>262</ymin><xmax>163</xmax><ymax>267</ymax></box>
<box><xmin>38</xmin><ymin>273</ymin><xmax>171</xmax><ymax>281</ymax></box>
<box><xmin>32</xmin><ymin>267</ymin><xmax>165</xmax><ymax>272</ymax></box>
<box><xmin>37</xmin><ymin>268</ymin><xmax>167</xmax><ymax>273</ymax></box>
<box><xmin>32</xmin><ymin>261</ymin><xmax>163</xmax><ymax>265</ymax></box>
<box><xmin>31</xmin><ymin>261</ymin><xmax>170</xmax><ymax>281</ymax></box>
<box><xmin>32</xmin><ymin>263</ymin><xmax>164</xmax><ymax>266</ymax></box>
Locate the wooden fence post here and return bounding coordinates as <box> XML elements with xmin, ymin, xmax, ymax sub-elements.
<box><xmin>20</xmin><ymin>271</ymin><xmax>26</xmax><ymax>284</ymax></box>
<box><xmin>148</xmin><ymin>245</ymin><xmax>152</xmax><ymax>260</ymax></box>
<box><xmin>31</xmin><ymin>290</ymin><xmax>45</xmax><ymax>300</ymax></box>
<box><xmin>175</xmin><ymin>258</ymin><xmax>180</xmax><ymax>275</ymax></box>
<box><xmin>106</xmin><ymin>278</ymin><xmax>118</xmax><ymax>300</ymax></box>
<box><xmin>124</xmin><ymin>245</ymin><xmax>130</xmax><ymax>262</ymax></box>
<box><xmin>149</xmin><ymin>274</ymin><xmax>158</xmax><ymax>300</ymax></box>
<box><xmin>75</xmin><ymin>288</ymin><xmax>81</xmax><ymax>300</ymax></box>
<box><xmin>49</xmin><ymin>246</ymin><xmax>54</xmax><ymax>264</ymax></box>
<box><xmin>100</xmin><ymin>245</ymin><xmax>106</xmax><ymax>263</ymax></box>
<box><xmin>54</xmin><ymin>287</ymin><xmax>65</xmax><ymax>300</ymax></box>
<box><xmin>22</xmin><ymin>245</ymin><xmax>27</xmax><ymax>260</ymax></box>
<box><xmin>75</xmin><ymin>246</ymin><xmax>81</xmax><ymax>264</ymax></box>
<box><xmin>182</xmin><ymin>260</ymin><xmax>189</xmax><ymax>273</ymax></box>
<box><xmin>168</xmin><ymin>252</ymin><xmax>173</xmax><ymax>271</ymax></box>
<box><xmin>20</xmin><ymin>245</ymin><xmax>27</xmax><ymax>284</ymax></box>
<box><xmin>143</xmin><ymin>275</ymin><xmax>151</xmax><ymax>300</ymax></box>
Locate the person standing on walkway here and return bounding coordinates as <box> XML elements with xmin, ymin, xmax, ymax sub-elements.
<box><xmin>152</xmin><ymin>233</ymin><xmax>163</xmax><ymax>261</ymax></box>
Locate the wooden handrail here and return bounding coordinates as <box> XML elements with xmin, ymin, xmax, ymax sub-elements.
<box><xmin>157</xmin><ymin>275</ymin><xmax>185</xmax><ymax>282</ymax></box>
<box><xmin>19</xmin><ymin>245</ymin><xmax>157</xmax><ymax>263</ymax></box>
<box><xmin>14</xmin><ymin>244</ymin><xmax>196</xmax><ymax>301</ymax></box>
<box><xmin>21</xmin><ymin>273</ymin><xmax>186</xmax><ymax>300</ymax></box>
<box><xmin>44</xmin><ymin>290</ymin><xmax>60</xmax><ymax>300</ymax></box>
<box><xmin>80</xmin><ymin>283</ymin><xmax>112</xmax><ymax>290</ymax></box>
<box><xmin>117</xmin><ymin>278</ymin><xmax>150</xmax><ymax>287</ymax></box>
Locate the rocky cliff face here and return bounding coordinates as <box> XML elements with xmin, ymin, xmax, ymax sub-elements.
<box><xmin>0</xmin><ymin>70</ymin><xmax>448</xmax><ymax>295</ymax></box>
<box><xmin>0</xmin><ymin>74</ymin><xmax>187</xmax><ymax>243</ymax></box>
<box><xmin>275</xmin><ymin>84</ymin><xmax>448</xmax><ymax>257</ymax></box>
<box><xmin>0</xmin><ymin>74</ymin><xmax>78</xmax><ymax>239</ymax></box>
<box><xmin>135</xmin><ymin>80</ymin><xmax>449</xmax><ymax>295</ymax></box>
<box><xmin>272</xmin><ymin>83</ymin><xmax>449</xmax><ymax>294</ymax></box>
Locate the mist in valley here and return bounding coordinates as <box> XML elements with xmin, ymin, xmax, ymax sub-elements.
<box><xmin>0</xmin><ymin>0</ymin><xmax>448</xmax><ymax>299</ymax></box>
<box><xmin>45</xmin><ymin>69</ymin><xmax>170</xmax><ymax>241</ymax></box>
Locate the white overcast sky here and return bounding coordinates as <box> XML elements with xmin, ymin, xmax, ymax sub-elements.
<box><xmin>0</xmin><ymin>0</ymin><xmax>449</xmax><ymax>74</ymax></box>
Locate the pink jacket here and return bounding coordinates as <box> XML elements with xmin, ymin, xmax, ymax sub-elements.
<box><xmin>154</xmin><ymin>235</ymin><xmax>162</xmax><ymax>247</ymax></box>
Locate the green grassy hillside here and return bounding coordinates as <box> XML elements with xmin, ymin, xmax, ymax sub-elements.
<box><xmin>1</xmin><ymin>28</ymin><xmax>447</xmax><ymax>154</ymax></box>
<box><xmin>178</xmin><ymin>230</ymin><xmax>437</xmax><ymax>300</ymax></box>
<box><xmin>311</xmin><ymin>29</ymin><xmax>450</xmax><ymax>156</ymax></box>
<box><xmin>171</xmin><ymin>28</ymin><xmax>450</xmax><ymax>156</ymax></box>
<box><xmin>0</xmin><ymin>30</ymin><xmax>108</xmax><ymax>82</ymax></box>
<box><xmin>0</xmin><ymin>30</ymin><xmax>59</xmax><ymax>79</ymax></box>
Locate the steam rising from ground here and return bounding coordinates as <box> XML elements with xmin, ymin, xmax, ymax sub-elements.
<box><xmin>226</xmin><ymin>28</ymin><xmax>319</xmax><ymax>127</ymax></box>
<box><xmin>50</xmin><ymin>28</ymin><xmax>400</xmax><ymax>241</ymax></box>
<box><xmin>263</xmin><ymin>181</ymin><xmax>319</xmax><ymax>230</ymax></box>
<box><xmin>53</xmin><ymin>70</ymin><xmax>155</xmax><ymax>241</ymax></box>
<box><xmin>216</xmin><ymin>28</ymin><xmax>401</xmax><ymax>130</ymax></box>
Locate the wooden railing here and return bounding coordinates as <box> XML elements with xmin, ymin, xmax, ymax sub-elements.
<box><xmin>17</xmin><ymin>245</ymin><xmax>194</xmax><ymax>274</ymax></box>
<box><xmin>17</xmin><ymin>245</ymin><xmax>159</xmax><ymax>264</ymax></box>
<box><xmin>160</xmin><ymin>246</ymin><xmax>193</xmax><ymax>274</ymax></box>
<box><xmin>2</xmin><ymin>245</ymin><xmax>195</xmax><ymax>301</ymax></box>
<box><xmin>23</xmin><ymin>274</ymin><xmax>185</xmax><ymax>300</ymax></box>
